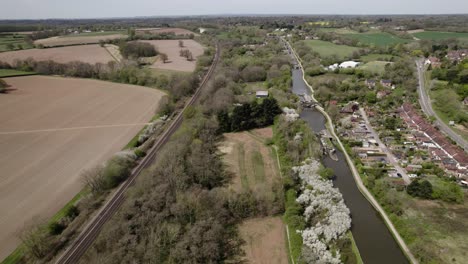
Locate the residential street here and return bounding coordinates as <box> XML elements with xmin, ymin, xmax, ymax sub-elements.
<box><xmin>415</xmin><ymin>59</ymin><xmax>468</xmax><ymax>152</ymax></box>
<box><xmin>359</xmin><ymin>108</ymin><xmax>411</xmax><ymax>184</ymax></box>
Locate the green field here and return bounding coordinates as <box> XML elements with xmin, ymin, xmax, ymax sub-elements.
<box><xmin>412</xmin><ymin>31</ymin><xmax>468</xmax><ymax>41</ymax></box>
<box><xmin>0</xmin><ymin>69</ymin><xmax>36</xmax><ymax>78</ymax></box>
<box><xmin>303</xmin><ymin>40</ymin><xmax>359</xmax><ymax>59</ymax></box>
<box><xmin>358</xmin><ymin>61</ymin><xmax>392</xmax><ymax>74</ymax></box>
<box><xmin>344</xmin><ymin>32</ymin><xmax>410</xmax><ymax>47</ymax></box>
<box><xmin>0</xmin><ymin>34</ymin><xmax>33</xmax><ymax>52</ymax></box>
<box><xmin>360</xmin><ymin>53</ymin><xmax>396</xmax><ymax>62</ymax></box>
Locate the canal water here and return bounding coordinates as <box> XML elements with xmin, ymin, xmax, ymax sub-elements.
<box><xmin>292</xmin><ymin>67</ymin><xmax>409</xmax><ymax>263</ymax></box>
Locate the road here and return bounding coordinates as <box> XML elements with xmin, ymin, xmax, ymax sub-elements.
<box><xmin>55</xmin><ymin>42</ymin><xmax>220</xmax><ymax>264</ymax></box>
<box><xmin>359</xmin><ymin>108</ymin><xmax>411</xmax><ymax>184</ymax></box>
<box><xmin>415</xmin><ymin>59</ymin><xmax>468</xmax><ymax>152</ymax></box>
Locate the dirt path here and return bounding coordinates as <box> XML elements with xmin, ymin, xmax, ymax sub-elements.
<box><xmin>0</xmin><ymin>76</ymin><xmax>163</xmax><ymax>260</ymax></box>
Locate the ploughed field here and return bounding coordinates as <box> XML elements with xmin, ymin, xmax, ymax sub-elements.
<box><xmin>0</xmin><ymin>76</ymin><xmax>163</xmax><ymax>260</ymax></box>
<box><xmin>0</xmin><ymin>44</ymin><xmax>117</xmax><ymax>65</ymax></box>
<box><xmin>34</xmin><ymin>33</ymin><xmax>126</xmax><ymax>47</ymax></box>
<box><xmin>141</xmin><ymin>39</ymin><xmax>204</xmax><ymax>72</ymax></box>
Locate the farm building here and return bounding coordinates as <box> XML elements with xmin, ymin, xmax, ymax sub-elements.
<box><xmin>380</xmin><ymin>79</ymin><xmax>393</xmax><ymax>88</ymax></box>
<box><xmin>256</xmin><ymin>91</ymin><xmax>269</xmax><ymax>98</ymax></box>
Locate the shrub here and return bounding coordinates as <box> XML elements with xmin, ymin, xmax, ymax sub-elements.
<box><xmin>48</xmin><ymin>221</ymin><xmax>66</xmax><ymax>235</ymax></box>
<box><xmin>102</xmin><ymin>157</ymin><xmax>134</xmax><ymax>189</ymax></box>
<box><xmin>64</xmin><ymin>205</ymin><xmax>79</xmax><ymax>219</ymax></box>
<box><xmin>134</xmin><ymin>149</ymin><xmax>146</xmax><ymax>158</ymax></box>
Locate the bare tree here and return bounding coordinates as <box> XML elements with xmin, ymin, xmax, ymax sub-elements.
<box><xmin>178</xmin><ymin>40</ymin><xmax>184</xmax><ymax>48</ymax></box>
<box><xmin>20</xmin><ymin>220</ymin><xmax>50</xmax><ymax>259</ymax></box>
<box><xmin>81</xmin><ymin>165</ymin><xmax>105</xmax><ymax>194</ymax></box>
<box><xmin>187</xmin><ymin>51</ymin><xmax>193</xmax><ymax>61</ymax></box>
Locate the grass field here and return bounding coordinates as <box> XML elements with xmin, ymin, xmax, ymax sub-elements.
<box><xmin>0</xmin><ymin>69</ymin><xmax>35</xmax><ymax>78</ymax></box>
<box><xmin>344</xmin><ymin>32</ymin><xmax>410</xmax><ymax>47</ymax></box>
<box><xmin>0</xmin><ymin>34</ymin><xmax>33</xmax><ymax>52</ymax></box>
<box><xmin>412</xmin><ymin>31</ymin><xmax>468</xmax><ymax>41</ymax></box>
<box><xmin>0</xmin><ymin>76</ymin><xmax>164</xmax><ymax>260</ymax></box>
<box><xmin>358</xmin><ymin>61</ymin><xmax>392</xmax><ymax>74</ymax></box>
<box><xmin>219</xmin><ymin>127</ymin><xmax>287</xmax><ymax>264</ymax></box>
<box><xmin>303</xmin><ymin>40</ymin><xmax>359</xmax><ymax>60</ymax></box>
<box><xmin>360</xmin><ymin>53</ymin><xmax>396</xmax><ymax>62</ymax></box>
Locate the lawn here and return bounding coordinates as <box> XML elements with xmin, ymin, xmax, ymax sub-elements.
<box><xmin>360</xmin><ymin>53</ymin><xmax>396</xmax><ymax>62</ymax></box>
<box><xmin>358</xmin><ymin>61</ymin><xmax>392</xmax><ymax>74</ymax></box>
<box><xmin>344</xmin><ymin>32</ymin><xmax>410</xmax><ymax>47</ymax></box>
<box><xmin>303</xmin><ymin>40</ymin><xmax>359</xmax><ymax>60</ymax></box>
<box><xmin>412</xmin><ymin>31</ymin><xmax>468</xmax><ymax>41</ymax></box>
<box><xmin>0</xmin><ymin>69</ymin><xmax>36</xmax><ymax>78</ymax></box>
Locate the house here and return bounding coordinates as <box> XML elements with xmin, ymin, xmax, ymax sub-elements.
<box><xmin>329</xmin><ymin>100</ymin><xmax>338</xmax><ymax>106</ymax></box>
<box><xmin>339</xmin><ymin>61</ymin><xmax>360</xmax><ymax>68</ymax></box>
<box><xmin>377</xmin><ymin>90</ymin><xmax>391</xmax><ymax>99</ymax></box>
<box><xmin>380</xmin><ymin>79</ymin><xmax>392</xmax><ymax>88</ymax></box>
<box><xmin>447</xmin><ymin>49</ymin><xmax>468</xmax><ymax>62</ymax></box>
<box><xmin>365</xmin><ymin>79</ymin><xmax>376</xmax><ymax>89</ymax></box>
<box><xmin>256</xmin><ymin>91</ymin><xmax>269</xmax><ymax>98</ymax></box>
<box><xmin>340</xmin><ymin>102</ymin><xmax>359</xmax><ymax>114</ymax></box>
<box><xmin>425</xmin><ymin>57</ymin><xmax>441</xmax><ymax>68</ymax></box>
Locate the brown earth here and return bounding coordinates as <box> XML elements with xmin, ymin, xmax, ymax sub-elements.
<box><xmin>239</xmin><ymin>217</ymin><xmax>289</xmax><ymax>264</ymax></box>
<box><xmin>0</xmin><ymin>76</ymin><xmax>163</xmax><ymax>260</ymax></box>
<box><xmin>141</xmin><ymin>39</ymin><xmax>204</xmax><ymax>72</ymax></box>
<box><xmin>135</xmin><ymin>27</ymin><xmax>198</xmax><ymax>36</ymax></box>
<box><xmin>34</xmin><ymin>34</ymin><xmax>126</xmax><ymax>47</ymax></box>
<box><xmin>0</xmin><ymin>44</ymin><xmax>117</xmax><ymax>65</ymax></box>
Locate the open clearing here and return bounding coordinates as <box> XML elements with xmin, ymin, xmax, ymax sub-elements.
<box><xmin>358</xmin><ymin>61</ymin><xmax>392</xmax><ymax>74</ymax></box>
<box><xmin>238</xmin><ymin>217</ymin><xmax>288</xmax><ymax>264</ymax></box>
<box><xmin>0</xmin><ymin>44</ymin><xmax>117</xmax><ymax>65</ymax></box>
<box><xmin>34</xmin><ymin>33</ymin><xmax>126</xmax><ymax>47</ymax></box>
<box><xmin>411</xmin><ymin>31</ymin><xmax>468</xmax><ymax>41</ymax></box>
<box><xmin>219</xmin><ymin>128</ymin><xmax>287</xmax><ymax>264</ymax></box>
<box><xmin>141</xmin><ymin>39</ymin><xmax>204</xmax><ymax>72</ymax></box>
<box><xmin>0</xmin><ymin>76</ymin><xmax>163</xmax><ymax>260</ymax></box>
<box><xmin>344</xmin><ymin>32</ymin><xmax>410</xmax><ymax>46</ymax></box>
<box><xmin>303</xmin><ymin>40</ymin><xmax>359</xmax><ymax>60</ymax></box>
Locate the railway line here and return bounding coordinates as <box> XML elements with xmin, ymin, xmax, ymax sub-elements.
<box><xmin>55</xmin><ymin>42</ymin><xmax>220</xmax><ymax>264</ymax></box>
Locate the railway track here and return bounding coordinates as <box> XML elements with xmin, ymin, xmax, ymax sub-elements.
<box><xmin>55</xmin><ymin>42</ymin><xmax>220</xmax><ymax>264</ymax></box>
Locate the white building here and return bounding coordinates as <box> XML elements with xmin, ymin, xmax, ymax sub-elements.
<box><xmin>339</xmin><ymin>61</ymin><xmax>360</xmax><ymax>68</ymax></box>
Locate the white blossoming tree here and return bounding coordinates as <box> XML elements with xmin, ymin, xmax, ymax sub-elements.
<box><xmin>293</xmin><ymin>159</ymin><xmax>352</xmax><ymax>264</ymax></box>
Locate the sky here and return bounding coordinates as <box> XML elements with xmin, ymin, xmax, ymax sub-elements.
<box><xmin>1</xmin><ymin>0</ymin><xmax>468</xmax><ymax>19</ymax></box>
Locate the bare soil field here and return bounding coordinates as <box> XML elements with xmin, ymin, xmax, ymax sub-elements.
<box><xmin>0</xmin><ymin>44</ymin><xmax>117</xmax><ymax>65</ymax></box>
<box><xmin>141</xmin><ymin>39</ymin><xmax>204</xmax><ymax>72</ymax></box>
<box><xmin>34</xmin><ymin>34</ymin><xmax>126</xmax><ymax>47</ymax></box>
<box><xmin>0</xmin><ymin>76</ymin><xmax>163</xmax><ymax>260</ymax></box>
<box><xmin>135</xmin><ymin>27</ymin><xmax>197</xmax><ymax>36</ymax></box>
<box><xmin>239</xmin><ymin>217</ymin><xmax>288</xmax><ymax>264</ymax></box>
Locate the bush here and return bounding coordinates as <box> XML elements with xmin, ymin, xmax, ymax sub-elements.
<box><xmin>48</xmin><ymin>221</ymin><xmax>66</xmax><ymax>235</ymax></box>
<box><xmin>407</xmin><ymin>179</ymin><xmax>433</xmax><ymax>199</ymax></box>
<box><xmin>102</xmin><ymin>157</ymin><xmax>134</xmax><ymax>189</ymax></box>
<box><xmin>64</xmin><ymin>205</ymin><xmax>80</xmax><ymax>219</ymax></box>
<box><xmin>134</xmin><ymin>149</ymin><xmax>146</xmax><ymax>158</ymax></box>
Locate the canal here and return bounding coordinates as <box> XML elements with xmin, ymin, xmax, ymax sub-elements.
<box><xmin>291</xmin><ymin>66</ymin><xmax>409</xmax><ymax>263</ymax></box>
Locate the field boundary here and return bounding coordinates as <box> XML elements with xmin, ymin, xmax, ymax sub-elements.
<box><xmin>284</xmin><ymin>37</ymin><xmax>418</xmax><ymax>264</ymax></box>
